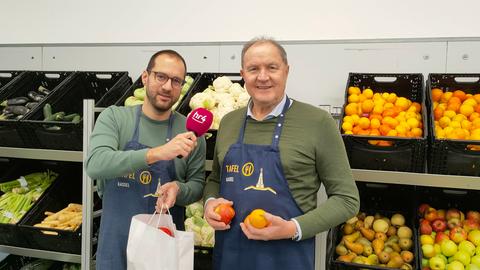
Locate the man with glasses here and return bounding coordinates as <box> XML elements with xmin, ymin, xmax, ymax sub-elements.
<box><xmin>86</xmin><ymin>50</ymin><xmax>206</xmax><ymax>270</ymax></box>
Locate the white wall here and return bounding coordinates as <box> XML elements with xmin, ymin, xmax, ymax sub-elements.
<box><xmin>1</xmin><ymin>0</ymin><xmax>480</xmax><ymax>44</ymax></box>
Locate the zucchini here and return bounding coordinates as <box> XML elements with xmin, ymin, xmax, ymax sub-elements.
<box><xmin>0</xmin><ymin>96</ymin><xmax>29</xmax><ymax>106</ymax></box>
<box><xmin>63</xmin><ymin>113</ymin><xmax>79</xmax><ymax>121</ymax></box>
<box><xmin>72</xmin><ymin>115</ymin><xmax>81</xmax><ymax>124</ymax></box>
<box><xmin>44</xmin><ymin>111</ymin><xmax>64</xmax><ymax>121</ymax></box>
<box><xmin>43</xmin><ymin>103</ymin><xmax>52</xmax><ymax>119</ymax></box>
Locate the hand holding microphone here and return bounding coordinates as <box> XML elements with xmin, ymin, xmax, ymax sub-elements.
<box><xmin>146</xmin><ymin>108</ymin><xmax>213</xmax><ymax>163</ymax></box>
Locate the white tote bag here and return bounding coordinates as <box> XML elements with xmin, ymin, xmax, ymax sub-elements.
<box><xmin>126</xmin><ymin>210</ymin><xmax>194</xmax><ymax>270</ymax></box>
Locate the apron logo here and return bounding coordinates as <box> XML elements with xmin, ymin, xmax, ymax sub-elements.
<box><xmin>244</xmin><ymin>168</ymin><xmax>277</xmax><ymax>195</ymax></box>
<box><xmin>225</xmin><ymin>164</ymin><xmax>240</xmax><ymax>173</ymax></box>
<box><xmin>241</xmin><ymin>162</ymin><xmax>254</xmax><ymax>177</ymax></box>
<box><xmin>139</xmin><ymin>171</ymin><xmax>152</xmax><ymax>185</ymax></box>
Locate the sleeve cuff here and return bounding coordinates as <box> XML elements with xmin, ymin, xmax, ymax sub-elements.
<box><xmin>291</xmin><ymin>218</ymin><xmax>302</xmax><ymax>241</ymax></box>
<box><xmin>204</xmin><ymin>197</ymin><xmax>215</xmax><ymax>208</ymax></box>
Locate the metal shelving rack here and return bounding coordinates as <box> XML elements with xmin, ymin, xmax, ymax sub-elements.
<box><xmin>0</xmin><ymin>100</ymin><xmax>478</xmax><ymax>270</ymax></box>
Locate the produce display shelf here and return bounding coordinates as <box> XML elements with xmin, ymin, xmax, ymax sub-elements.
<box><xmin>352</xmin><ymin>169</ymin><xmax>480</xmax><ymax>190</ymax></box>
<box><xmin>0</xmin><ymin>245</ymin><xmax>81</xmax><ymax>264</ymax></box>
<box><xmin>0</xmin><ymin>147</ymin><xmax>83</xmax><ymax>162</ymax></box>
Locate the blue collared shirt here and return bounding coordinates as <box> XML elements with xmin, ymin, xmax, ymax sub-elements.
<box><xmin>246</xmin><ymin>94</ymin><xmax>292</xmax><ymax>121</ymax></box>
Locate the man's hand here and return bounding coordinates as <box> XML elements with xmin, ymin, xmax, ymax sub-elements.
<box><xmin>155</xmin><ymin>181</ymin><xmax>180</xmax><ymax>213</ymax></box>
<box><xmin>240</xmin><ymin>212</ymin><xmax>297</xmax><ymax>241</ymax></box>
<box><xmin>204</xmin><ymin>198</ymin><xmax>234</xmax><ymax>230</ymax></box>
<box><xmin>147</xmin><ymin>132</ymin><xmax>197</xmax><ymax>163</ymax></box>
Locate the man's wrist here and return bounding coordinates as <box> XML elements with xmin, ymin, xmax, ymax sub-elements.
<box><xmin>290</xmin><ymin>218</ymin><xmax>302</xmax><ymax>241</ymax></box>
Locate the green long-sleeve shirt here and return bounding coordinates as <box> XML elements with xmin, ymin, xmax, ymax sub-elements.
<box><xmin>85</xmin><ymin>105</ymin><xmax>206</xmax><ymax>206</ymax></box>
<box><xmin>204</xmin><ymin>100</ymin><xmax>359</xmax><ymax>240</ymax></box>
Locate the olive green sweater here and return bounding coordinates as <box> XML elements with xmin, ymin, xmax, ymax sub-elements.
<box><xmin>85</xmin><ymin>105</ymin><xmax>206</xmax><ymax>206</ymax></box>
<box><xmin>204</xmin><ymin>100</ymin><xmax>360</xmax><ymax>240</ymax></box>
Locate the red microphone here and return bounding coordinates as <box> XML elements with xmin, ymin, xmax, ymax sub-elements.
<box><xmin>177</xmin><ymin>108</ymin><xmax>213</xmax><ymax>158</ymax></box>
<box><xmin>186</xmin><ymin>108</ymin><xmax>213</xmax><ymax>136</ymax></box>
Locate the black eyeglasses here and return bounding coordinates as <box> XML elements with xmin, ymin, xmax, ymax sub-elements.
<box><xmin>148</xmin><ymin>70</ymin><xmax>185</xmax><ymax>89</ymax></box>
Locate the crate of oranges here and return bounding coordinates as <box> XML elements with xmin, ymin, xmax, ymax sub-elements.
<box><xmin>426</xmin><ymin>74</ymin><xmax>480</xmax><ymax>176</ymax></box>
<box><xmin>340</xmin><ymin>73</ymin><xmax>427</xmax><ymax>173</ymax></box>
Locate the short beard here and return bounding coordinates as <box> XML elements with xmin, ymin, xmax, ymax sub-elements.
<box><xmin>145</xmin><ymin>85</ymin><xmax>178</xmax><ymax>113</ymax></box>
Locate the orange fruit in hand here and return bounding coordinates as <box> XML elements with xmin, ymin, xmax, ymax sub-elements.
<box><xmin>245</xmin><ymin>209</ymin><xmax>269</xmax><ymax>229</ymax></box>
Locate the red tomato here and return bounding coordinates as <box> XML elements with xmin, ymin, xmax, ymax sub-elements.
<box><xmin>158</xmin><ymin>226</ymin><xmax>173</xmax><ymax>237</ymax></box>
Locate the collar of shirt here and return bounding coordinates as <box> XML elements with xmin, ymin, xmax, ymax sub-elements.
<box><xmin>246</xmin><ymin>95</ymin><xmax>292</xmax><ymax>121</ymax></box>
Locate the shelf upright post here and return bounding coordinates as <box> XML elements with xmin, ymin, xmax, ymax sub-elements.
<box><xmin>82</xmin><ymin>99</ymin><xmax>95</xmax><ymax>270</ymax></box>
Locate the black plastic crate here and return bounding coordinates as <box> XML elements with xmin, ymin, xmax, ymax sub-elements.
<box><xmin>0</xmin><ymin>71</ymin><xmax>75</xmax><ymax>148</ymax></box>
<box><xmin>0</xmin><ymin>159</ymin><xmax>76</xmax><ymax>248</ymax></box>
<box><xmin>0</xmin><ymin>71</ymin><xmax>26</xmax><ymax>94</ymax></box>
<box><xmin>0</xmin><ymin>255</ymin><xmax>37</xmax><ymax>270</ymax></box>
<box><xmin>24</xmin><ymin>71</ymin><xmax>131</xmax><ymax>150</ymax></box>
<box><xmin>115</xmin><ymin>72</ymin><xmax>201</xmax><ymax>107</ymax></box>
<box><xmin>426</xmin><ymin>74</ymin><xmax>480</xmax><ymax>176</ymax></box>
<box><xmin>326</xmin><ymin>183</ymin><xmax>418</xmax><ymax>270</ymax></box>
<box><xmin>340</xmin><ymin>73</ymin><xmax>427</xmax><ymax>173</ymax></box>
<box><xmin>194</xmin><ymin>246</ymin><xmax>213</xmax><ymax>270</ymax></box>
<box><xmin>176</xmin><ymin>73</ymin><xmax>244</xmax><ymax>160</ymax></box>
<box><xmin>18</xmin><ymin>162</ymin><xmax>99</xmax><ymax>254</ymax></box>
<box><xmin>414</xmin><ymin>187</ymin><xmax>480</xmax><ymax>270</ymax></box>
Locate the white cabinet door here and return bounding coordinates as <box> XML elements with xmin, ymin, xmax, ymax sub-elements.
<box><xmin>43</xmin><ymin>45</ymin><xmax>220</xmax><ymax>80</ymax></box>
<box><xmin>219</xmin><ymin>45</ymin><xmax>243</xmax><ymax>73</ymax></box>
<box><xmin>446</xmin><ymin>41</ymin><xmax>480</xmax><ymax>72</ymax></box>
<box><xmin>283</xmin><ymin>42</ymin><xmax>447</xmax><ymax>108</ymax></box>
<box><xmin>0</xmin><ymin>47</ymin><xmax>42</xmax><ymax>70</ymax></box>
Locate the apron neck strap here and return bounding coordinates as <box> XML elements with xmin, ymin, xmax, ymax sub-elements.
<box><xmin>237</xmin><ymin>97</ymin><xmax>291</xmax><ymax>149</ymax></box>
<box><xmin>132</xmin><ymin>105</ymin><xmax>175</xmax><ymax>143</ymax></box>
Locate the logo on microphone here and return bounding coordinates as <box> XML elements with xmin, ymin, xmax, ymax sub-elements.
<box><xmin>192</xmin><ymin>110</ymin><xmax>207</xmax><ymax>124</ymax></box>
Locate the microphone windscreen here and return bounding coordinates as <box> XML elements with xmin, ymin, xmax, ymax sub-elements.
<box><xmin>186</xmin><ymin>108</ymin><xmax>213</xmax><ymax>136</ymax></box>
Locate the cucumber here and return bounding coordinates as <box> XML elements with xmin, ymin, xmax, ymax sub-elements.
<box><xmin>43</xmin><ymin>103</ymin><xmax>52</xmax><ymax>119</ymax></box>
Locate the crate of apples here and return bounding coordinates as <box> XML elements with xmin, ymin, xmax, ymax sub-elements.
<box><xmin>417</xmin><ymin>203</ymin><xmax>480</xmax><ymax>270</ymax></box>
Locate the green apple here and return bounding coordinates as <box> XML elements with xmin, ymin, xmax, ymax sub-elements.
<box><xmin>459</xmin><ymin>241</ymin><xmax>476</xmax><ymax>256</ymax></box>
<box><xmin>423</xmin><ymin>243</ymin><xmax>437</xmax><ymax>258</ymax></box>
<box><xmin>423</xmin><ymin>258</ymin><xmax>431</xmax><ymax>267</ymax></box>
<box><xmin>471</xmin><ymin>255</ymin><xmax>480</xmax><ymax>267</ymax></box>
<box><xmin>441</xmin><ymin>240</ymin><xmax>458</xmax><ymax>257</ymax></box>
<box><xmin>435</xmin><ymin>243</ymin><xmax>443</xmax><ymax>255</ymax></box>
<box><xmin>466</xmin><ymin>264</ymin><xmax>480</xmax><ymax>270</ymax></box>
<box><xmin>476</xmin><ymin>246</ymin><xmax>480</xmax><ymax>256</ymax></box>
<box><xmin>438</xmin><ymin>254</ymin><xmax>448</xmax><ymax>264</ymax></box>
<box><xmin>453</xmin><ymin>250</ymin><xmax>471</xmax><ymax>266</ymax></box>
<box><xmin>448</xmin><ymin>261</ymin><xmax>465</xmax><ymax>270</ymax></box>
<box><xmin>468</xmin><ymin>230</ymin><xmax>480</xmax><ymax>246</ymax></box>
<box><xmin>430</xmin><ymin>255</ymin><xmax>447</xmax><ymax>270</ymax></box>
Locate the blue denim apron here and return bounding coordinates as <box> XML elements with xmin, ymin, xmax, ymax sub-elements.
<box><xmin>96</xmin><ymin>106</ymin><xmax>185</xmax><ymax>270</ymax></box>
<box><xmin>213</xmin><ymin>98</ymin><xmax>315</xmax><ymax>270</ymax></box>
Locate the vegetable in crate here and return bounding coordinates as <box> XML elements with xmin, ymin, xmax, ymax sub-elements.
<box><xmin>185</xmin><ymin>202</ymin><xmax>215</xmax><ymax>247</ymax></box>
<box><xmin>0</xmin><ymin>170</ymin><xmax>58</xmax><ymax>224</ymax></box>
<box><xmin>19</xmin><ymin>259</ymin><xmax>55</xmax><ymax>270</ymax></box>
<box><xmin>34</xmin><ymin>203</ymin><xmax>83</xmax><ymax>231</ymax></box>
<box><xmin>189</xmin><ymin>76</ymin><xmax>250</xmax><ymax>129</ymax></box>
<box><xmin>335</xmin><ymin>211</ymin><xmax>415</xmax><ymax>269</ymax></box>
